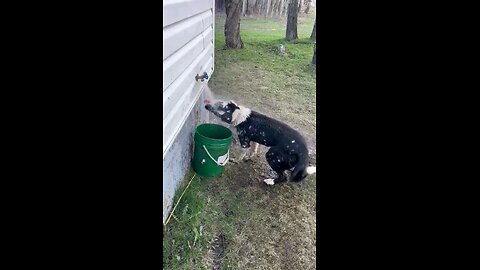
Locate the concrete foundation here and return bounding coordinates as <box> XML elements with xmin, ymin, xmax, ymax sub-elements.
<box><xmin>163</xmin><ymin>90</ymin><xmax>209</xmax><ymax>224</ymax></box>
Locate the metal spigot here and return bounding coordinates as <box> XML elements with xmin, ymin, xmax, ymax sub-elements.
<box><xmin>195</xmin><ymin>72</ymin><xmax>209</xmax><ymax>82</ymax></box>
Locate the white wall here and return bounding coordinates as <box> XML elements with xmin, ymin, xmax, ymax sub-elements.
<box><xmin>163</xmin><ymin>0</ymin><xmax>215</xmax><ymax>224</ymax></box>
<box><xmin>163</xmin><ymin>0</ymin><xmax>214</xmax><ymax>157</ymax></box>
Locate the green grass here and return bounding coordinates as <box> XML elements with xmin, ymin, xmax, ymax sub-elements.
<box><xmin>163</xmin><ymin>170</ymin><xmax>273</xmax><ymax>269</ymax></box>
<box><xmin>163</xmin><ymin>172</ymin><xmax>207</xmax><ymax>269</ymax></box>
<box><xmin>164</xmin><ymin>14</ymin><xmax>317</xmax><ymax>270</ymax></box>
<box><xmin>212</xmin><ymin>15</ymin><xmax>316</xmax><ymax>134</ymax></box>
<box><xmin>215</xmin><ymin>15</ymin><xmax>316</xmax><ymax>77</ymax></box>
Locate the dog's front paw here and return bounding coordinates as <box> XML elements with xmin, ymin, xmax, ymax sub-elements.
<box><xmin>263</xmin><ymin>178</ymin><xmax>275</xmax><ymax>185</ymax></box>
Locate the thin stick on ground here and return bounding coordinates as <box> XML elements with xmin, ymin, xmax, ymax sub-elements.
<box><xmin>164</xmin><ymin>173</ymin><xmax>197</xmax><ymax>226</ymax></box>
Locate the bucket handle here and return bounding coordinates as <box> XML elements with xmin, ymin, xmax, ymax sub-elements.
<box><xmin>202</xmin><ymin>145</ymin><xmax>229</xmax><ymax>166</ymax></box>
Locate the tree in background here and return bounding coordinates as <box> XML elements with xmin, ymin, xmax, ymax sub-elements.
<box><xmin>216</xmin><ymin>0</ymin><xmax>226</xmax><ymax>12</ymax></box>
<box><xmin>312</xmin><ymin>43</ymin><xmax>316</xmax><ymax>65</ymax></box>
<box><xmin>310</xmin><ymin>18</ymin><xmax>316</xmax><ymax>41</ymax></box>
<box><xmin>304</xmin><ymin>0</ymin><xmax>312</xmax><ymax>14</ymax></box>
<box><xmin>285</xmin><ymin>0</ymin><xmax>299</xmax><ymax>41</ymax></box>
<box><xmin>304</xmin><ymin>1</ymin><xmax>310</xmax><ymax>13</ymax></box>
<box><xmin>218</xmin><ymin>0</ymin><xmax>295</xmax><ymax>18</ymax></box>
<box><xmin>225</xmin><ymin>0</ymin><xmax>244</xmax><ymax>48</ymax></box>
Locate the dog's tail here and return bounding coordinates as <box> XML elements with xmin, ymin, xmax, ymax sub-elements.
<box><xmin>290</xmin><ymin>154</ymin><xmax>316</xmax><ymax>182</ymax></box>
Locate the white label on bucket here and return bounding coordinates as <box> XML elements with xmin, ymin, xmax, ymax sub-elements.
<box><xmin>217</xmin><ymin>153</ymin><xmax>229</xmax><ymax>165</ymax></box>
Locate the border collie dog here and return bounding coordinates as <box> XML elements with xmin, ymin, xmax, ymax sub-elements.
<box><xmin>205</xmin><ymin>100</ymin><xmax>316</xmax><ymax>185</ymax></box>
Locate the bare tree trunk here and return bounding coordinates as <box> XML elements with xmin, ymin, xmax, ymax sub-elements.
<box><xmin>271</xmin><ymin>0</ymin><xmax>277</xmax><ymax>17</ymax></box>
<box><xmin>304</xmin><ymin>0</ymin><xmax>310</xmax><ymax>14</ymax></box>
<box><xmin>310</xmin><ymin>18</ymin><xmax>316</xmax><ymax>40</ymax></box>
<box><xmin>235</xmin><ymin>0</ymin><xmax>292</xmax><ymax>17</ymax></box>
<box><xmin>266</xmin><ymin>0</ymin><xmax>271</xmax><ymax>17</ymax></box>
<box><xmin>312</xmin><ymin>43</ymin><xmax>316</xmax><ymax>65</ymax></box>
<box><xmin>253</xmin><ymin>0</ymin><xmax>260</xmax><ymax>15</ymax></box>
<box><xmin>218</xmin><ymin>0</ymin><xmax>226</xmax><ymax>12</ymax></box>
<box><xmin>275</xmin><ymin>0</ymin><xmax>281</xmax><ymax>17</ymax></box>
<box><xmin>225</xmin><ymin>0</ymin><xmax>244</xmax><ymax>48</ymax></box>
<box><xmin>272</xmin><ymin>0</ymin><xmax>280</xmax><ymax>17</ymax></box>
<box><xmin>286</xmin><ymin>0</ymin><xmax>299</xmax><ymax>41</ymax></box>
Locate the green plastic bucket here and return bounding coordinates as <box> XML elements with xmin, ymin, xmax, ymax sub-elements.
<box><xmin>192</xmin><ymin>123</ymin><xmax>233</xmax><ymax>177</ymax></box>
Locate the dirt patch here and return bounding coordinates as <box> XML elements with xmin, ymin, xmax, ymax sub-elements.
<box><xmin>212</xmin><ymin>234</ymin><xmax>227</xmax><ymax>270</ymax></box>
<box><xmin>199</xmin><ymin>131</ymin><xmax>316</xmax><ymax>269</ymax></box>
<box><xmin>205</xmin><ymin>55</ymin><xmax>316</xmax><ymax>269</ymax></box>
<box><xmin>209</xmin><ymin>63</ymin><xmax>316</xmax><ymax>151</ymax></box>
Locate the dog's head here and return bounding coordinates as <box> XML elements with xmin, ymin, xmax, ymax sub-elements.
<box><xmin>205</xmin><ymin>100</ymin><xmax>251</xmax><ymax>126</ymax></box>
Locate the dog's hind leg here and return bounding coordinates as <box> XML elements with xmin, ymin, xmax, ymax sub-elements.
<box><xmin>263</xmin><ymin>171</ymin><xmax>286</xmax><ymax>185</ymax></box>
<box><xmin>263</xmin><ymin>147</ymin><xmax>288</xmax><ymax>185</ymax></box>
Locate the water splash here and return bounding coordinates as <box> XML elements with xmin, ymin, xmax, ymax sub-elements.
<box><xmin>203</xmin><ymin>84</ymin><xmax>218</xmax><ymax>105</ymax></box>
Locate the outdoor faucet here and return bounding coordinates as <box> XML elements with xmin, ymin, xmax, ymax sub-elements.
<box><xmin>195</xmin><ymin>72</ymin><xmax>209</xmax><ymax>82</ymax></box>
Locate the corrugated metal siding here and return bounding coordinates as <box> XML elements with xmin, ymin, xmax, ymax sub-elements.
<box><xmin>163</xmin><ymin>0</ymin><xmax>214</xmax><ymax>156</ymax></box>
<box><xmin>163</xmin><ymin>91</ymin><xmax>210</xmax><ymax>224</ymax></box>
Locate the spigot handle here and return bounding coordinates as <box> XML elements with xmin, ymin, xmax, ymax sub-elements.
<box><xmin>195</xmin><ymin>72</ymin><xmax>209</xmax><ymax>82</ymax></box>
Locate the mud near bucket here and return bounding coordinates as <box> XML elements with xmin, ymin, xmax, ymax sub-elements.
<box><xmin>192</xmin><ymin>123</ymin><xmax>233</xmax><ymax>177</ymax></box>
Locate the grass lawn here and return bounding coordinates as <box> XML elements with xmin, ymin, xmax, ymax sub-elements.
<box><xmin>163</xmin><ymin>12</ymin><xmax>317</xmax><ymax>270</ymax></box>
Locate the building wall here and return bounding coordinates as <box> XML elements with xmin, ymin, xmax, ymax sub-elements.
<box><xmin>163</xmin><ymin>90</ymin><xmax>210</xmax><ymax>223</ymax></box>
<box><xmin>163</xmin><ymin>0</ymin><xmax>215</xmax><ymax>224</ymax></box>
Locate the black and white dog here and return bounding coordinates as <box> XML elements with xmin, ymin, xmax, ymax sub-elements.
<box><xmin>205</xmin><ymin>100</ymin><xmax>316</xmax><ymax>185</ymax></box>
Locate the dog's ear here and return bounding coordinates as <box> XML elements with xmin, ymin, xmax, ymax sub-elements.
<box><xmin>229</xmin><ymin>101</ymin><xmax>240</xmax><ymax>109</ymax></box>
